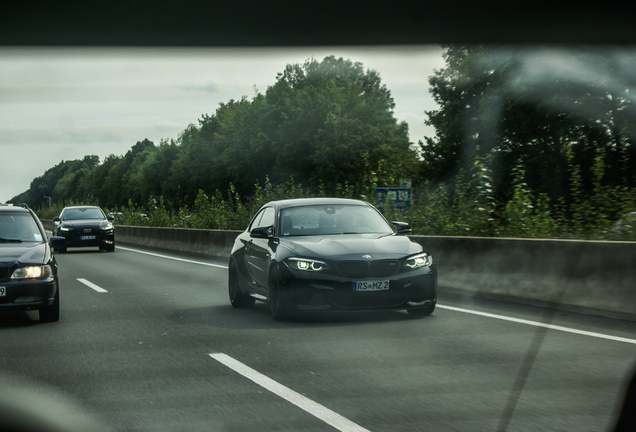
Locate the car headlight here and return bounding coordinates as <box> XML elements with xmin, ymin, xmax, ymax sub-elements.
<box><xmin>59</xmin><ymin>226</ymin><xmax>69</xmax><ymax>231</ymax></box>
<box><xmin>285</xmin><ymin>258</ymin><xmax>329</xmax><ymax>271</ymax></box>
<box><xmin>405</xmin><ymin>253</ymin><xmax>433</xmax><ymax>269</ymax></box>
<box><xmin>101</xmin><ymin>222</ymin><xmax>114</xmax><ymax>230</ymax></box>
<box><xmin>11</xmin><ymin>265</ymin><xmax>52</xmax><ymax>280</ymax></box>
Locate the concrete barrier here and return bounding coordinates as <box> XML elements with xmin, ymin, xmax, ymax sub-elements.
<box><xmin>41</xmin><ymin>220</ymin><xmax>240</xmax><ymax>260</ymax></box>
<box><xmin>42</xmin><ymin>220</ymin><xmax>636</xmax><ymax>321</ymax></box>
<box><xmin>410</xmin><ymin>236</ymin><xmax>636</xmax><ymax>321</ymax></box>
<box><xmin>115</xmin><ymin>225</ymin><xmax>240</xmax><ymax>259</ymax></box>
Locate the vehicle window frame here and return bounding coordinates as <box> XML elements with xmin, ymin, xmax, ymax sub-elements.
<box><xmin>61</xmin><ymin>207</ymin><xmax>106</xmax><ymax>221</ymax></box>
<box><xmin>280</xmin><ymin>204</ymin><xmax>394</xmax><ymax>236</ymax></box>
<box><xmin>255</xmin><ymin>207</ymin><xmax>275</xmax><ymax>230</ymax></box>
<box><xmin>248</xmin><ymin>207</ymin><xmax>266</xmax><ymax>232</ymax></box>
<box><xmin>0</xmin><ymin>210</ymin><xmax>45</xmax><ymax>243</ymax></box>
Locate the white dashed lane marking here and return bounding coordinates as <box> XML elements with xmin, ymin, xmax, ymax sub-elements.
<box><xmin>77</xmin><ymin>278</ymin><xmax>108</xmax><ymax>293</ymax></box>
<box><xmin>209</xmin><ymin>353</ymin><xmax>371</xmax><ymax>432</ymax></box>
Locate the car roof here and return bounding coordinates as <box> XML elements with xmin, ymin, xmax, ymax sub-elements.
<box><xmin>267</xmin><ymin>197</ymin><xmax>373</xmax><ymax>210</ymax></box>
<box><xmin>62</xmin><ymin>206</ymin><xmax>102</xmax><ymax>210</ymax></box>
<box><xmin>0</xmin><ymin>205</ymin><xmax>30</xmax><ymax>213</ymax></box>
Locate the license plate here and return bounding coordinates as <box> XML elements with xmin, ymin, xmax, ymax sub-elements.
<box><xmin>0</xmin><ymin>286</ymin><xmax>6</xmax><ymax>297</ymax></box>
<box><xmin>352</xmin><ymin>280</ymin><xmax>389</xmax><ymax>291</ymax></box>
<box><xmin>81</xmin><ymin>235</ymin><xmax>96</xmax><ymax>240</ymax></box>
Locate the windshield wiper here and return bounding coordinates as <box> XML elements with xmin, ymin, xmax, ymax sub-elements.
<box><xmin>0</xmin><ymin>237</ymin><xmax>23</xmax><ymax>243</ymax></box>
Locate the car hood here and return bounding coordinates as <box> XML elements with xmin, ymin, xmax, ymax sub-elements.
<box><xmin>60</xmin><ymin>219</ymin><xmax>107</xmax><ymax>228</ymax></box>
<box><xmin>280</xmin><ymin>234</ymin><xmax>423</xmax><ymax>260</ymax></box>
<box><xmin>0</xmin><ymin>242</ymin><xmax>47</xmax><ymax>265</ymax></box>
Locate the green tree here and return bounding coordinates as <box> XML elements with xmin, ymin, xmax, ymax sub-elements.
<box><xmin>167</xmin><ymin>56</ymin><xmax>417</xmax><ymax>200</ymax></box>
<box><xmin>91</xmin><ymin>154</ymin><xmax>122</xmax><ymax>208</ymax></box>
<box><xmin>133</xmin><ymin>139</ymin><xmax>181</xmax><ymax>208</ymax></box>
<box><xmin>258</xmin><ymin>56</ymin><xmax>416</xmax><ymax>196</ymax></box>
<box><xmin>421</xmin><ymin>45</ymin><xmax>636</xmax><ymax>209</ymax></box>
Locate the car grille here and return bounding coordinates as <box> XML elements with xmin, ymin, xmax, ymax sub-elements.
<box><xmin>336</xmin><ymin>260</ymin><xmax>400</xmax><ymax>278</ymax></box>
<box><xmin>66</xmin><ymin>228</ymin><xmax>105</xmax><ymax>240</ymax></box>
<box><xmin>333</xmin><ymin>288</ymin><xmax>406</xmax><ymax>308</ymax></box>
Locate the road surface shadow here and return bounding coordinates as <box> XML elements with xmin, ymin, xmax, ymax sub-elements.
<box><xmin>56</xmin><ymin>248</ymin><xmax>106</xmax><ymax>254</ymax></box>
<box><xmin>169</xmin><ymin>302</ymin><xmax>433</xmax><ymax>329</ymax></box>
<box><xmin>0</xmin><ymin>311</ymin><xmax>39</xmax><ymax>328</ymax></box>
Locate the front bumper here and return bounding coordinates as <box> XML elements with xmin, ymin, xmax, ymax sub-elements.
<box><xmin>59</xmin><ymin>230</ymin><xmax>114</xmax><ymax>248</ymax></box>
<box><xmin>0</xmin><ymin>278</ymin><xmax>58</xmax><ymax>311</ymax></box>
<box><xmin>280</xmin><ymin>266</ymin><xmax>437</xmax><ymax>313</ymax></box>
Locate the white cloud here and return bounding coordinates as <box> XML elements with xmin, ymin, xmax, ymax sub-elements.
<box><xmin>179</xmin><ymin>81</ymin><xmax>220</xmax><ymax>93</ymax></box>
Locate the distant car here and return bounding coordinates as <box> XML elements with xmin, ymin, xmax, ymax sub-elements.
<box><xmin>0</xmin><ymin>203</ymin><xmax>65</xmax><ymax>322</ymax></box>
<box><xmin>228</xmin><ymin>197</ymin><xmax>437</xmax><ymax>320</ymax></box>
<box><xmin>53</xmin><ymin>206</ymin><xmax>115</xmax><ymax>252</ymax></box>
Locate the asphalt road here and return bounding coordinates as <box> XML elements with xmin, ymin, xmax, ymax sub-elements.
<box><xmin>2</xmin><ymin>244</ymin><xmax>636</xmax><ymax>431</ymax></box>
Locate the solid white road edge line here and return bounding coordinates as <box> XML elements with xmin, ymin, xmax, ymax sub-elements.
<box><xmin>209</xmin><ymin>353</ymin><xmax>371</xmax><ymax>432</ymax></box>
<box><xmin>117</xmin><ymin>246</ymin><xmax>228</xmax><ymax>269</ymax></box>
<box><xmin>77</xmin><ymin>278</ymin><xmax>108</xmax><ymax>293</ymax></box>
<box><xmin>437</xmin><ymin>304</ymin><xmax>636</xmax><ymax>345</ymax></box>
<box><xmin>117</xmin><ymin>245</ymin><xmax>634</xmax><ymax>345</ymax></box>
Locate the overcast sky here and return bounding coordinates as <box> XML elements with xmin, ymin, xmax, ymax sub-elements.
<box><xmin>0</xmin><ymin>46</ymin><xmax>445</xmax><ymax>203</ymax></box>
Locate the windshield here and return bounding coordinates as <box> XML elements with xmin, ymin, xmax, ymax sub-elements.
<box><xmin>0</xmin><ymin>212</ymin><xmax>43</xmax><ymax>242</ymax></box>
<box><xmin>62</xmin><ymin>208</ymin><xmax>105</xmax><ymax>220</ymax></box>
<box><xmin>2</xmin><ymin>34</ymin><xmax>636</xmax><ymax>432</ymax></box>
<box><xmin>280</xmin><ymin>205</ymin><xmax>394</xmax><ymax>236</ymax></box>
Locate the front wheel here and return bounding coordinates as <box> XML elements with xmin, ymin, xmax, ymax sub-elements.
<box><xmin>100</xmin><ymin>241</ymin><xmax>115</xmax><ymax>252</ymax></box>
<box><xmin>228</xmin><ymin>261</ymin><xmax>255</xmax><ymax>308</ymax></box>
<box><xmin>39</xmin><ymin>287</ymin><xmax>60</xmax><ymax>323</ymax></box>
<box><xmin>407</xmin><ymin>302</ymin><xmax>435</xmax><ymax>317</ymax></box>
<box><xmin>269</xmin><ymin>267</ymin><xmax>292</xmax><ymax>321</ymax></box>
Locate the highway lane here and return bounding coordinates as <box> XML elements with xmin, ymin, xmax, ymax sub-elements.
<box><xmin>1</xmin><ymin>245</ymin><xmax>636</xmax><ymax>431</ymax></box>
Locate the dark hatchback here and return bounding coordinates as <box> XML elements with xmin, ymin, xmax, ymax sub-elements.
<box><xmin>53</xmin><ymin>206</ymin><xmax>115</xmax><ymax>252</ymax></box>
<box><xmin>229</xmin><ymin>197</ymin><xmax>437</xmax><ymax>320</ymax></box>
<box><xmin>0</xmin><ymin>204</ymin><xmax>65</xmax><ymax>322</ymax></box>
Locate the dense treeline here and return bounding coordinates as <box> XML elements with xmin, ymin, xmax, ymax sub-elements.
<box><xmin>11</xmin><ymin>49</ymin><xmax>636</xmax><ymax>240</ymax></box>
<box><xmin>421</xmin><ymin>46</ymin><xmax>636</xmax><ymax>205</ymax></box>
<box><xmin>13</xmin><ymin>56</ymin><xmax>414</xmax><ymax>210</ymax></box>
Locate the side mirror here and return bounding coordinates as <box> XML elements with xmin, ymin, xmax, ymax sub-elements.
<box><xmin>49</xmin><ymin>236</ymin><xmax>66</xmax><ymax>248</ymax></box>
<box><xmin>107</xmin><ymin>214</ymin><xmax>115</xmax><ymax>222</ymax></box>
<box><xmin>250</xmin><ymin>225</ymin><xmax>273</xmax><ymax>239</ymax></box>
<box><xmin>391</xmin><ymin>221</ymin><xmax>412</xmax><ymax>234</ymax></box>
<box><xmin>53</xmin><ymin>216</ymin><xmax>60</xmax><ymax>222</ymax></box>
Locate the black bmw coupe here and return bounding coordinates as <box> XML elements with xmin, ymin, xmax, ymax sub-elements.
<box><xmin>229</xmin><ymin>197</ymin><xmax>437</xmax><ymax>320</ymax></box>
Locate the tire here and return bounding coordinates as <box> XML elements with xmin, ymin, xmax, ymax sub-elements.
<box><xmin>269</xmin><ymin>267</ymin><xmax>292</xmax><ymax>321</ymax></box>
<box><xmin>101</xmin><ymin>241</ymin><xmax>115</xmax><ymax>252</ymax></box>
<box><xmin>39</xmin><ymin>287</ymin><xmax>60</xmax><ymax>323</ymax></box>
<box><xmin>407</xmin><ymin>304</ymin><xmax>435</xmax><ymax>317</ymax></box>
<box><xmin>407</xmin><ymin>300</ymin><xmax>435</xmax><ymax>317</ymax></box>
<box><xmin>228</xmin><ymin>261</ymin><xmax>255</xmax><ymax>308</ymax></box>
<box><xmin>407</xmin><ymin>289</ymin><xmax>437</xmax><ymax>317</ymax></box>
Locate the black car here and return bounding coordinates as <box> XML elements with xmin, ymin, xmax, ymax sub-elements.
<box><xmin>53</xmin><ymin>206</ymin><xmax>115</xmax><ymax>252</ymax></box>
<box><xmin>228</xmin><ymin>197</ymin><xmax>437</xmax><ymax>320</ymax></box>
<box><xmin>0</xmin><ymin>204</ymin><xmax>65</xmax><ymax>322</ymax></box>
